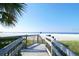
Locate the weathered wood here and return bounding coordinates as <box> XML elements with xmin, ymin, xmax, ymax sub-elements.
<box><xmin>0</xmin><ymin>34</ymin><xmax>76</xmax><ymax>56</ymax></box>
<box><xmin>21</xmin><ymin>44</ymin><xmax>48</xmax><ymax>56</ymax></box>
<box><xmin>25</xmin><ymin>36</ymin><xmax>27</xmax><ymax>48</ymax></box>
<box><xmin>9</xmin><ymin>43</ymin><xmax>24</xmax><ymax>56</ymax></box>
<box><xmin>53</xmin><ymin>40</ymin><xmax>76</xmax><ymax>56</ymax></box>
<box><xmin>40</xmin><ymin>35</ymin><xmax>76</xmax><ymax>56</ymax></box>
<box><xmin>52</xmin><ymin>44</ymin><xmax>62</xmax><ymax>56</ymax></box>
<box><xmin>0</xmin><ymin>37</ymin><xmax>24</xmax><ymax>56</ymax></box>
<box><xmin>37</xmin><ymin>35</ymin><xmax>39</xmax><ymax>43</ymax></box>
<box><xmin>40</xmin><ymin>35</ymin><xmax>52</xmax><ymax>56</ymax></box>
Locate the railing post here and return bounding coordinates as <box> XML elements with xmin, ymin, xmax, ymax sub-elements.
<box><xmin>40</xmin><ymin>36</ymin><xmax>43</xmax><ymax>44</ymax></box>
<box><xmin>33</xmin><ymin>36</ymin><xmax>35</xmax><ymax>44</ymax></box>
<box><xmin>0</xmin><ymin>36</ymin><xmax>26</xmax><ymax>56</ymax></box>
<box><xmin>51</xmin><ymin>38</ymin><xmax>53</xmax><ymax>56</ymax></box>
<box><xmin>25</xmin><ymin>36</ymin><xmax>27</xmax><ymax>48</ymax></box>
<box><xmin>17</xmin><ymin>51</ymin><xmax>21</xmax><ymax>56</ymax></box>
<box><xmin>37</xmin><ymin>35</ymin><xmax>39</xmax><ymax>43</ymax></box>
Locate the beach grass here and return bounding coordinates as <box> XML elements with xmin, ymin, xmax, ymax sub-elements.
<box><xmin>59</xmin><ymin>40</ymin><xmax>79</xmax><ymax>55</ymax></box>
<box><xmin>23</xmin><ymin>39</ymin><xmax>36</xmax><ymax>47</ymax></box>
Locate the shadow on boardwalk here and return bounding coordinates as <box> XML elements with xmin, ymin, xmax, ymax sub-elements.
<box><xmin>21</xmin><ymin>43</ymin><xmax>48</xmax><ymax>56</ymax></box>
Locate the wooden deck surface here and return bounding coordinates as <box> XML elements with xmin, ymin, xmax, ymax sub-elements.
<box><xmin>21</xmin><ymin>43</ymin><xmax>49</xmax><ymax>56</ymax></box>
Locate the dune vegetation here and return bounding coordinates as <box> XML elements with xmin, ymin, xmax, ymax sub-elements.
<box><xmin>59</xmin><ymin>40</ymin><xmax>79</xmax><ymax>55</ymax></box>
<box><xmin>0</xmin><ymin>37</ymin><xmax>35</xmax><ymax>49</ymax></box>
<box><xmin>0</xmin><ymin>37</ymin><xmax>19</xmax><ymax>49</ymax></box>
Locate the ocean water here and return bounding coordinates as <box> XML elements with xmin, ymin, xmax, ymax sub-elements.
<box><xmin>0</xmin><ymin>33</ymin><xmax>27</xmax><ymax>37</ymax></box>
<box><xmin>0</xmin><ymin>32</ymin><xmax>79</xmax><ymax>40</ymax></box>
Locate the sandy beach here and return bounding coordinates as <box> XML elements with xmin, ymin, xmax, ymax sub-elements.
<box><xmin>51</xmin><ymin>34</ymin><xmax>79</xmax><ymax>41</ymax></box>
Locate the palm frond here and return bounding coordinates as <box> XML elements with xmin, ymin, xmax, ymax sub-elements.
<box><xmin>0</xmin><ymin>12</ymin><xmax>17</xmax><ymax>26</ymax></box>
<box><xmin>0</xmin><ymin>3</ymin><xmax>26</xmax><ymax>26</ymax></box>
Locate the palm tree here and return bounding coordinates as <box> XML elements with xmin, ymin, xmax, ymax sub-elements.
<box><xmin>0</xmin><ymin>3</ymin><xmax>26</xmax><ymax>26</ymax></box>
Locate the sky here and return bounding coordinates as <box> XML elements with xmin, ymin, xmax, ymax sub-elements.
<box><xmin>0</xmin><ymin>3</ymin><xmax>79</xmax><ymax>32</ymax></box>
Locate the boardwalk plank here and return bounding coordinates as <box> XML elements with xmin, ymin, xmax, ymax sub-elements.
<box><xmin>21</xmin><ymin>43</ymin><xmax>48</xmax><ymax>56</ymax></box>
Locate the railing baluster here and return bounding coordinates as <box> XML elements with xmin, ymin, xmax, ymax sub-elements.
<box><xmin>0</xmin><ymin>36</ymin><xmax>26</xmax><ymax>56</ymax></box>
<box><xmin>39</xmin><ymin>35</ymin><xmax>76</xmax><ymax>56</ymax></box>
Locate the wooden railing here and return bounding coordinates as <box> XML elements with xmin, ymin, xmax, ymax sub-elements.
<box><xmin>0</xmin><ymin>35</ymin><xmax>39</xmax><ymax>56</ymax></box>
<box><xmin>0</xmin><ymin>34</ymin><xmax>76</xmax><ymax>56</ymax></box>
<box><xmin>52</xmin><ymin>40</ymin><xmax>76</xmax><ymax>56</ymax></box>
<box><xmin>40</xmin><ymin>35</ymin><xmax>76</xmax><ymax>56</ymax></box>
<box><xmin>0</xmin><ymin>36</ymin><xmax>25</xmax><ymax>56</ymax></box>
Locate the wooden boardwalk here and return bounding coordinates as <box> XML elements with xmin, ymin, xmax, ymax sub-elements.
<box><xmin>21</xmin><ymin>43</ymin><xmax>49</xmax><ymax>56</ymax></box>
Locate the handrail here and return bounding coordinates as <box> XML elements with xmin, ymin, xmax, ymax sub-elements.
<box><xmin>10</xmin><ymin>43</ymin><xmax>24</xmax><ymax>56</ymax></box>
<box><xmin>53</xmin><ymin>40</ymin><xmax>76</xmax><ymax>56</ymax></box>
<box><xmin>44</xmin><ymin>38</ymin><xmax>52</xmax><ymax>46</ymax></box>
<box><xmin>0</xmin><ymin>37</ymin><xmax>24</xmax><ymax>56</ymax></box>
<box><xmin>52</xmin><ymin>45</ymin><xmax>62</xmax><ymax>56</ymax></box>
<box><xmin>40</xmin><ymin>35</ymin><xmax>53</xmax><ymax>56</ymax></box>
<box><xmin>40</xmin><ymin>35</ymin><xmax>76</xmax><ymax>56</ymax></box>
<box><xmin>0</xmin><ymin>34</ymin><xmax>76</xmax><ymax>56</ymax></box>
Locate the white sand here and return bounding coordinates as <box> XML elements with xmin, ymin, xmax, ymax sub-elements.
<box><xmin>51</xmin><ymin>34</ymin><xmax>79</xmax><ymax>41</ymax></box>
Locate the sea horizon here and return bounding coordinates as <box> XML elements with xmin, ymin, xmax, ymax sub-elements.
<box><xmin>0</xmin><ymin>32</ymin><xmax>79</xmax><ymax>41</ymax></box>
